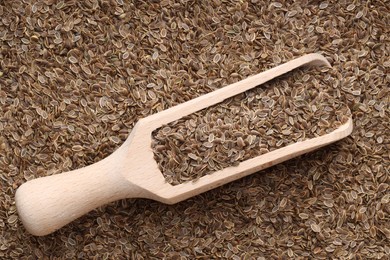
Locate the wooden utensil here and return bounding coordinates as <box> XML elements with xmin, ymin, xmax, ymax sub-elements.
<box><xmin>15</xmin><ymin>53</ymin><xmax>353</xmax><ymax>236</ymax></box>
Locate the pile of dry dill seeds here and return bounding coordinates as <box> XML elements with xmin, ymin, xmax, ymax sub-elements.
<box><xmin>152</xmin><ymin>67</ymin><xmax>351</xmax><ymax>185</ymax></box>
<box><xmin>1</xmin><ymin>0</ymin><xmax>389</xmax><ymax>259</ymax></box>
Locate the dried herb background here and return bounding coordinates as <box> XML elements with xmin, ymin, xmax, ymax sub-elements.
<box><xmin>0</xmin><ymin>0</ymin><xmax>389</xmax><ymax>259</ymax></box>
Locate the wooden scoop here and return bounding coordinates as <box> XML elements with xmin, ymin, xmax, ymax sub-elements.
<box><xmin>15</xmin><ymin>54</ymin><xmax>353</xmax><ymax>236</ymax></box>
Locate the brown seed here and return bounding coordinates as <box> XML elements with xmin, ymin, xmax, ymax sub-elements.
<box><xmin>347</xmin><ymin>4</ymin><xmax>356</xmax><ymax>11</ymax></box>
<box><xmin>72</xmin><ymin>145</ymin><xmax>83</xmax><ymax>151</ymax></box>
<box><xmin>356</xmin><ymin>11</ymin><xmax>364</xmax><ymax>19</ymax></box>
<box><xmin>279</xmin><ymin>197</ymin><xmax>287</xmax><ymax>208</ymax></box>
<box><xmin>7</xmin><ymin>215</ymin><xmax>18</xmax><ymax>224</ymax></box>
<box><xmin>203</xmin><ymin>142</ymin><xmax>213</xmax><ymax>148</ymax></box>
<box><xmin>188</xmin><ymin>153</ymin><xmax>198</xmax><ymax>160</ymax></box>
<box><xmin>81</xmin><ymin>64</ymin><xmax>92</xmax><ymax>75</ymax></box>
<box><xmin>272</xmin><ymin>2</ymin><xmax>282</xmax><ymax>8</ymax></box>
<box><xmin>213</xmin><ymin>54</ymin><xmax>221</xmax><ymax>63</ymax></box>
<box><xmin>68</xmin><ymin>56</ymin><xmax>78</xmax><ymax>63</ymax></box>
<box><xmin>152</xmin><ymin>51</ymin><xmax>159</xmax><ymax>60</ymax></box>
<box><xmin>381</xmin><ymin>194</ymin><xmax>390</xmax><ymax>204</ymax></box>
<box><xmin>319</xmin><ymin>2</ymin><xmax>329</xmax><ymax>9</ymax></box>
<box><xmin>237</xmin><ymin>137</ymin><xmax>245</xmax><ymax>148</ymax></box>
<box><xmin>310</xmin><ymin>223</ymin><xmax>321</xmax><ymax>233</ymax></box>
<box><xmin>110</xmin><ymin>136</ymin><xmax>121</xmax><ymax>144</ymax></box>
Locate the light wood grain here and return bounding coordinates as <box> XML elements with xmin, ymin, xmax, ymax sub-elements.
<box><xmin>15</xmin><ymin>53</ymin><xmax>353</xmax><ymax>236</ymax></box>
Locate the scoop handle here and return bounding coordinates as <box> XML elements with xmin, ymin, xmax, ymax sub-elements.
<box><xmin>15</xmin><ymin>154</ymin><xmax>141</xmax><ymax>236</ymax></box>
